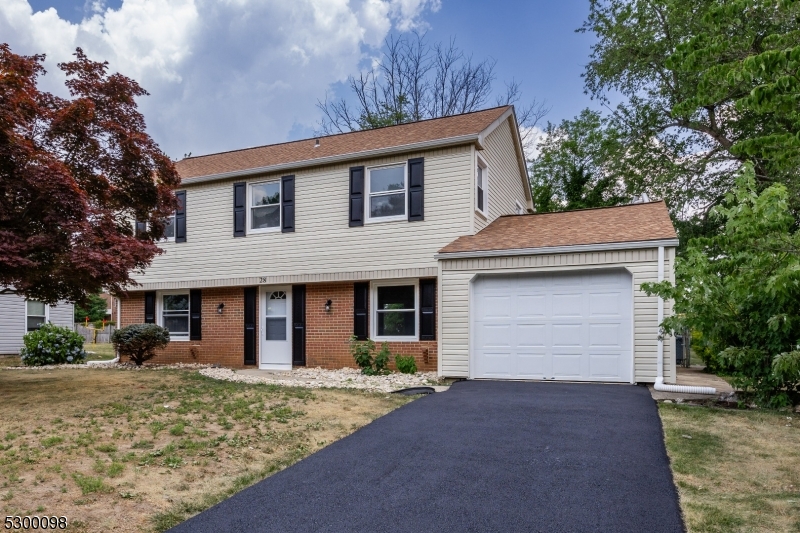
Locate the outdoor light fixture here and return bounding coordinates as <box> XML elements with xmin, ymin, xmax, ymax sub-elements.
<box><xmin>217</xmin><ymin>303</ymin><xmax>225</xmax><ymax>314</ymax></box>
<box><xmin>324</xmin><ymin>299</ymin><xmax>332</xmax><ymax>312</ymax></box>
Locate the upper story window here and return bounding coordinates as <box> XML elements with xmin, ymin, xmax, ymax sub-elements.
<box><xmin>476</xmin><ymin>156</ymin><xmax>488</xmax><ymax>215</ymax></box>
<box><xmin>162</xmin><ymin>214</ymin><xmax>175</xmax><ymax>241</ymax></box>
<box><xmin>249</xmin><ymin>181</ymin><xmax>281</xmax><ymax>232</ymax></box>
<box><xmin>367</xmin><ymin>164</ymin><xmax>406</xmax><ymax>222</ymax></box>
<box><xmin>26</xmin><ymin>300</ymin><xmax>47</xmax><ymax>332</ymax></box>
<box><xmin>160</xmin><ymin>293</ymin><xmax>189</xmax><ymax>340</ymax></box>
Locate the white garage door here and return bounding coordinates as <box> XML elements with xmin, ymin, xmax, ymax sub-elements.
<box><xmin>472</xmin><ymin>269</ymin><xmax>632</xmax><ymax>382</ymax></box>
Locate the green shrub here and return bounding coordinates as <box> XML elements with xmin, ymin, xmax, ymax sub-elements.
<box><xmin>349</xmin><ymin>335</ymin><xmax>376</xmax><ymax>374</ymax></box>
<box><xmin>394</xmin><ymin>354</ymin><xmax>417</xmax><ymax>374</ymax></box>
<box><xmin>111</xmin><ymin>324</ymin><xmax>170</xmax><ymax>366</ymax></box>
<box><xmin>373</xmin><ymin>342</ymin><xmax>391</xmax><ymax>375</ymax></box>
<box><xmin>20</xmin><ymin>323</ymin><xmax>86</xmax><ymax>366</ymax></box>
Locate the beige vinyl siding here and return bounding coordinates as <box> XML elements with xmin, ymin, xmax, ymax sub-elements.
<box><xmin>474</xmin><ymin>117</ymin><xmax>528</xmax><ymax>232</ymax></box>
<box><xmin>0</xmin><ymin>294</ymin><xmax>25</xmax><ymax>354</ymax></box>
<box><xmin>0</xmin><ymin>295</ymin><xmax>73</xmax><ymax>354</ymax></box>
<box><xmin>438</xmin><ymin>247</ymin><xmax>676</xmax><ymax>383</ymax></box>
<box><xmin>134</xmin><ymin>146</ymin><xmax>476</xmax><ymax>288</ymax></box>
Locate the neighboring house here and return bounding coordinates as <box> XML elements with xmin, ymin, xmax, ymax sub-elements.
<box><xmin>99</xmin><ymin>292</ymin><xmax>118</xmax><ymax>323</ymax></box>
<box><xmin>119</xmin><ymin>105</ymin><xmax>679</xmax><ymax>384</ymax></box>
<box><xmin>0</xmin><ymin>291</ymin><xmax>75</xmax><ymax>355</ymax></box>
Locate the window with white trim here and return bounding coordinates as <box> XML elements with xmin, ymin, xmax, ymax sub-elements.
<box><xmin>249</xmin><ymin>181</ymin><xmax>281</xmax><ymax>231</ymax></box>
<box><xmin>26</xmin><ymin>300</ymin><xmax>47</xmax><ymax>332</ymax></box>
<box><xmin>162</xmin><ymin>214</ymin><xmax>176</xmax><ymax>241</ymax></box>
<box><xmin>372</xmin><ymin>280</ymin><xmax>418</xmax><ymax>339</ymax></box>
<box><xmin>160</xmin><ymin>293</ymin><xmax>189</xmax><ymax>340</ymax></box>
<box><xmin>476</xmin><ymin>156</ymin><xmax>488</xmax><ymax>215</ymax></box>
<box><xmin>367</xmin><ymin>164</ymin><xmax>406</xmax><ymax>222</ymax></box>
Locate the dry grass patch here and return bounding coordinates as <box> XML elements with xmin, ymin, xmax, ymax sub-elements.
<box><xmin>0</xmin><ymin>367</ymin><xmax>412</xmax><ymax>532</ymax></box>
<box><xmin>660</xmin><ymin>404</ymin><xmax>800</xmax><ymax>532</ymax></box>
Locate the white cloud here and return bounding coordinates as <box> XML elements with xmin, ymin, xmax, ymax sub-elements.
<box><xmin>520</xmin><ymin>125</ymin><xmax>546</xmax><ymax>161</ymax></box>
<box><xmin>0</xmin><ymin>0</ymin><xmax>440</xmax><ymax>158</ymax></box>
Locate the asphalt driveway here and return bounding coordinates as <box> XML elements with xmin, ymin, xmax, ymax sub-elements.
<box><xmin>169</xmin><ymin>381</ymin><xmax>684</xmax><ymax>533</ymax></box>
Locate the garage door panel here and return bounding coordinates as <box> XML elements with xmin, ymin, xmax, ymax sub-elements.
<box><xmin>472</xmin><ymin>269</ymin><xmax>633</xmax><ymax>383</ymax></box>
<box><xmin>589</xmin><ymin>291</ymin><xmax>624</xmax><ymax>317</ymax></box>
<box><xmin>515</xmin><ymin>352</ymin><xmax>547</xmax><ymax>379</ymax></box>
<box><xmin>589</xmin><ymin>353</ymin><xmax>625</xmax><ymax>379</ymax></box>
<box><xmin>551</xmin><ymin>323</ymin><xmax>584</xmax><ymax>347</ymax></box>
<box><xmin>516</xmin><ymin>323</ymin><xmax>547</xmax><ymax>347</ymax></box>
<box><xmin>551</xmin><ymin>293</ymin><xmax>584</xmax><ymax>317</ymax></box>
<box><xmin>588</xmin><ymin>323</ymin><xmax>623</xmax><ymax>348</ymax></box>
<box><xmin>551</xmin><ymin>353</ymin><xmax>583</xmax><ymax>378</ymax></box>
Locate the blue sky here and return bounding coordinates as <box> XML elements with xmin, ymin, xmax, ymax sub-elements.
<box><xmin>4</xmin><ymin>1</ymin><xmax>598</xmax><ymax>159</ymax></box>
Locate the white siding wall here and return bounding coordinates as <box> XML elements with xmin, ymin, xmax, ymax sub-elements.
<box><xmin>0</xmin><ymin>295</ymin><xmax>74</xmax><ymax>355</ymax></box>
<box><xmin>439</xmin><ymin>247</ymin><xmax>676</xmax><ymax>384</ymax></box>
<box><xmin>474</xmin><ymin>118</ymin><xmax>528</xmax><ymax>232</ymax></box>
<box><xmin>136</xmin><ymin>146</ymin><xmax>477</xmax><ymax>289</ymax></box>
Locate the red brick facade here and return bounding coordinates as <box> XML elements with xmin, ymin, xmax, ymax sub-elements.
<box><xmin>119</xmin><ymin>280</ymin><xmax>437</xmax><ymax>371</ymax></box>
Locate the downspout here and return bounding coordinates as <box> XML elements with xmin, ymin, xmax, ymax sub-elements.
<box><xmin>653</xmin><ymin>246</ymin><xmax>716</xmax><ymax>395</ymax></box>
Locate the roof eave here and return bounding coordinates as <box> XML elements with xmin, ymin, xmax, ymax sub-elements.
<box><xmin>179</xmin><ymin>133</ymin><xmax>482</xmax><ymax>185</ymax></box>
<box><xmin>435</xmin><ymin>238</ymin><xmax>680</xmax><ymax>260</ymax></box>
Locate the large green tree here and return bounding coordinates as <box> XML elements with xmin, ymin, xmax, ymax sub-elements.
<box><xmin>643</xmin><ymin>165</ymin><xmax>800</xmax><ymax>407</ymax></box>
<box><xmin>534</xmin><ymin>0</ymin><xmax>800</xmax><ymax>236</ymax></box>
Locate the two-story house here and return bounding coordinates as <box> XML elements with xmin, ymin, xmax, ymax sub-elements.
<box><xmin>119</xmin><ymin>105</ymin><xmax>680</xmax><ymax>385</ymax></box>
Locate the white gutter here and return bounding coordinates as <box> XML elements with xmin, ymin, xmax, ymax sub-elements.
<box><xmin>434</xmin><ymin>239</ymin><xmax>680</xmax><ymax>260</ymax></box>
<box><xmin>653</xmin><ymin>245</ymin><xmax>716</xmax><ymax>395</ymax></box>
<box><xmin>181</xmin><ymin>134</ymin><xmax>482</xmax><ymax>185</ymax></box>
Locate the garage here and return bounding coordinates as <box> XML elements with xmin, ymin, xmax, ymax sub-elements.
<box><xmin>472</xmin><ymin>269</ymin><xmax>632</xmax><ymax>382</ymax></box>
<box><xmin>436</xmin><ymin>201</ymin><xmax>681</xmax><ymax>384</ymax></box>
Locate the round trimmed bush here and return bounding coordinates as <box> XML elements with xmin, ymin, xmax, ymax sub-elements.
<box><xmin>20</xmin><ymin>323</ymin><xmax>86</xmax><ymax>366</ymax></box>
<box><xmin>111</xmin><ymin>324</ymin><xmax>170</xmax><ymax>366</ymax></box>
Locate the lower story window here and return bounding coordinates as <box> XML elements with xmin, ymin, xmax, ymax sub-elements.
<box><xmin>26</xmin><ymin>300</ymin><xmax>46</xmax><ymax>331</ymax></box>
<box><xmin>161</xmin><ymin>294</ymin><xmax>189</xmax><ymax>339</ymax></box>
<box><xmin>375</xmin><ymin>284</ymin><xmax>416</xmax><ymax>338</ymax></box>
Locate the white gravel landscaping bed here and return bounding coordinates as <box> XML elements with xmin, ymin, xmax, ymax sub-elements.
<box><xmin>199</xmin><ymin>366</ymin><xmax>442</xmax><ymax>393</ymax></box>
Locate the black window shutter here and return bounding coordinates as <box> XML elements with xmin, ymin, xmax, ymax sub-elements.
<box><xmin>233</xmin><ymin>182</ymin><xmax>246</xmax><ymax>237</ymax></box>
<box><xmin>175</xmin><ymin>190</ymin><xmax>187</xmax><ymax>243</ymax></box>
<box><xmin>292</xmin><ymin>285</ymin><xmax>306</xmax><ymax>366</ymax></box>
<box><xmin>353</xmin><ymin>282</ymin><xmax>369</xmax><ymax>340</ymax></box>
<box><xmin>408</xmin><ymin>157</ymin><xmax>424</xmax><ymax>221</ymax></box>
<box><xmin>349</xmin><ymin>166</ymin><xmax>365</xmax><ymax>227</ymax></box>
<box><xmin>189</xmin><ymin>289</ymin><xmax>202</xmax><ymax>340</ymax></box>
<box><xmin>244</xmin><ymin>287</ymin><xmax>256</xmax><ymax>365</ymax></box>
<box><xmin>144</xmin><ymin>291</ymin><xmax>156</xmax><ymax>324</ymax></box>
<box><xmin>281</xmin><ymin>175</ymin><xmax>295</xmax><ymax>233</ymax></box>
<box><xmin>419</xmin><ymin>279</ymin><xmax>436</xmax><ymax>340</ymax></box>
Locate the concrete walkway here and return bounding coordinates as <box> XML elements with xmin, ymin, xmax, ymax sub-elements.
<box><xmin>169</xmin><ymin>380</ymin><xmax>683</xmax><ymax>533</ymax></box>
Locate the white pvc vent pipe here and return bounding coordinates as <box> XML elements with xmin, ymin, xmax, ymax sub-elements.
<box><xmin>653</xmin><ymin>245</ymin><xmax>717</xmax><ymax>395</ymax></box>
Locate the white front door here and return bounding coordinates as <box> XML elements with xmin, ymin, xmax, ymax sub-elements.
<box><xmin>472</xmin><ymin>269</ymin><xmax>633</xmax><ymax>382</ymax></box>
<box><xmin>259</xmin><ymin>287</ymin><xmax>292</xmax><ymax>370</ymax></box>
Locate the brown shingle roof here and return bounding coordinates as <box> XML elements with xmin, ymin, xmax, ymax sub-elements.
<box><xmin>176</xmin><ymin>106</ymin><xmax>511</xmax><ymax>180</ymax></box>
<box><xmin>439</xmin><ymin>201</ymin><xmax>677</xmax><ymax>254</ymax></box>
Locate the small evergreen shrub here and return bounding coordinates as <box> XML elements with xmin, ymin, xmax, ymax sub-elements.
<box><xmin>111</xmin><ymin>324</ymin><xmax>170</xmax><ymax>366</ymax></box>
<box><xmin>20</xmin><ymin>323</ymin><xmax>86</xmax><ymax>366</ymax></box>
<box><xmin>394</xmin><ymin>354</ymin><xmax>417</xmax><ymax>374</ymax></box>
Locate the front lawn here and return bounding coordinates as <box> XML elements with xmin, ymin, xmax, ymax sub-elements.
<box><xmin>660</xmin><ymin>404</ymin><xmax>800</xmax><ymax>532</ymax></box>
<box><xmin>0</xmin><ymin>367</ymin><xmax>412</xmax><ymax>532</ymax></box>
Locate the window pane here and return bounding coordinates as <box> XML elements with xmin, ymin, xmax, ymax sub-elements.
<box><xmin>377</xmin><ymin>311</ymin><xmax>415</xmax><ymax>336</ymax></box>
<box><xmin>477</xmin><ymin>166</ymin><xmax>484</xmax><ymax>188</ymax></box>
<box><xmin>252</xmin><ymin>205</ymin><xmax>280</xmax><ymax>229</ymax></box>
<box><xmin>163</xmin><ymin>216</ymin><xmax>175</xmax><ymax>239</ymax></box>
<box><xmin>252</xmin><ymin>182</ymin><xmax>280</xmax><ymax>206</ymax></box>
<box><xmin>265</xmin><ymin>317</ymin><xmax>287</xmax><ymax>340</ymax></box>
<box><xmin>266</xmin><ymin>293</ymin><xmax>287</xmax><ymax>316</ymax></box>
<box><xmin>377</xmin><ymin>285</ymin><xmax>415</xmax><ymax>310</ymax></box>
<box><xmin>370</xmin><ymin>166</ymin><xmax>405</xmax><ymax>193</ymax></box>
<box><xmin>27</xmin><ymin>316</ymin><xmax>45</xmax><ymax>331</ymax></box>
<box><xmin>164</xmin><ymin>315</ymin><xmax>189</xmax><ymax>334</ymax></box>
<box><xmin>163</xmin><ymin>294</ymin><xmax>189</xmax><ymax>311</ymax></box>
<box><xmin>370</xmin><ymin>193</ymin><xmax>405</xmax><ymax>218</ymax></box>
<box><xmin>26</xmin><ymin>301</ymin><xmax>46</xmax><ymax>316</ymax></box>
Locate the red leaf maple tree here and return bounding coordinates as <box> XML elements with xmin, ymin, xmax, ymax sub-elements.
<box><xmin>0</xmin><ymin>44</ymin><xmax>180</xmax><ymax>304</ymax></box>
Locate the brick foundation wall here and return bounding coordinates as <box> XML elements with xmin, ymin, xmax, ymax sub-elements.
<box><xmin>305</xmin><ymin>281</ymin><xmax>437</xmax><ymax>372</ymax></box>
<box><xmin>120</xmin><ymin>288</ymin><xmax>257</xmax><ymax>368</ymax></box>
<box><xmin>120</xmin><ymin>280</ymin><xmax>437</xmax><ymax>372</ymax></box>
